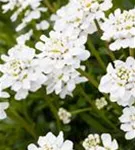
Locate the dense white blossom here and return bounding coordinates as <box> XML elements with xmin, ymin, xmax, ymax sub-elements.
<box><xmin>27</xmin><ymin>131</ymin><xmax>74</xmax><ymax>150</ymax></box>
<box><xmin>35</xmin><ymin>31</ymin><xmax>89</xmax><ymax>98</ymax></box>
<box><xmin>0</xmin><ymin>0</ymin><xmax>49</xmax><ymax>32</ymax></box>
<box><xmin>83</xmin><ymin>134</ymin><xmax>101</xmax><ymax>150</ymax></box>
<box><xmin>101</xmin><ymin>8</ymin><xmax>135</xmax><ymax>51</ymax></box>
<box><xmin>0</xmin><ymin>44</ymin><xmax>47</xmax><ymax>100</ymax></box>
<box><xmin>44</xmin><ymin>66</ymin><xmax>88</xmax><ymax>99</ymax></box>
<box><xmin>119</xmin><ymin>106</ymin><xmax>135</xmax><ymax>140</ymax></box>
<box><xmin>0</xmin><ymin>102</ymin><xmax>9</xmax><ymax>119</ymax></box>
<box><xmin>52</xmin><ymin>0</ymin><xmax>113</xmax><ymax>36</ymax></box>
<box><xmin>95</xmin><ymin>97</ymin><xmax>108</xmax><ymax>110</ymax></box>
<box><xmin>58</xmin><ymin>107</ymin><xmax>71</xmax><ymax>124</ymax></box>
<box><xmin>83</xmin><ymin>133</ymin><xmax>118</xmax><ymax>150</ymax></box>
<box><xmin>99</xmin><ymin>57</ymin><xmax>135</xmax><ymax>106</ymax></box>
<box><xmin>36</xmin><ymin>31</ymin><xmax>90</xmax><ymax>70</ymax></box>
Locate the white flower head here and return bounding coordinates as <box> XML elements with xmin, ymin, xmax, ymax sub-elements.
<box><xmin>95</xmin><ymin>97</ymin><xmax>108</xmax><ymax>110</ymax></box>
<box><xmin>99</xmin><ymin>57</ymin><xmax>135</xmax><ymax>106</ymax></box>
<box><xmin>35</xmin><ymin>31</ymin><xmax>89</xmax><ymax>98</ymax></box>
<box><xmin>83</xmin><ymin>133</ymin><xmax>118</xmax><ymax>150</ymax></box>
<box><xmin>0</xmin><ymin>0</ymin><xmax>49</xmax><ymax>32</ymax></box>
<box><xmin>36</xmin><ymin>31</ymin><xmax>90</xmax><ymax>70</ymax></box>
<box><xmin>44</xmin><ymin>66</ymin><xmax>88</xmax><ymax>99</ymax></box>
<box><xmin>15</xmin><ymin>6</ymin><xmax>48</xmax><ymax>32</ymax></box>
<box><xmin>101</xmin><ymin>133</ymin><xmax>118</xmax><ymax>150</ymax></box>
<box><xmin>83</xmin><ymin>134</ymin><xmax>101</xmax><ymax>150</ymax></box>
<box><xmin>119</xmin><ymin>106</ymin><xmax>135</xmax><ymax>140</ymax></box>
<box><xmin>52</xmin><ymin>0</ymin><xmax>113</xmax><ymax>36</ymax></box>
<box><xmin>0</xmin><ymin>102</ymin><xmax>9</xmax><ymax>120</ymax></box>
<box><xmin>58</xmin><ymin>107</ymin><xmax>72</xmax><ymax>124</ymax></box>
<box><xmin>101</xmin><ymin>8</ymin><xmax>135</xmax><ymax>51</ymax></box>
<box><xmin>27</xmin><ymin>131</ymin><xmax>74</xmax><ymax>150</ymax></box>
<box><xmin>0</xmin><ymin>44</ymin><xmax>47</xmax><ymax>100</ymax></box>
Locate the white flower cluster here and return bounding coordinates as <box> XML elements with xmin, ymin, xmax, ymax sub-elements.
<box><xmin>119</xmin><ymin>106</ymin><xmax>135</xmax><ymax>140</ymax></box>
<box><xmin>0</xmin><ymin>29</ymin><xmax>90</xmax><ymax>101</ymax></box>
<box><xmin>99</xmin><ymin>57</ymin><xmax>135</xmax><ymax>107</ymax></box>
<box><xmin>0</xmin><ymin>0</ymin><xmax>49</xmax><ymax>32</ymax></box>
<box><xmin>99</xmin><ymin>57</ymin><xmax>135</xmax><ymax>140</ymax></box>
<box><xmin>52</xmin><ymin>0</ymin><xmax>113</xmax><ymax>37</ymax></box>
<box><xmin>44</xmin><ymin>66</ymin><xmax>88</xmax><ymax>98</ymax></box>
<box><xmin>0</xmin><ymin>0</ymin><xmax>92</xmax><ymax>101</ymax></box>
<box><xmin>101</xmin><ymin>8</ymin><xmax>135</xmax><ymax>51</ymax></box>
<box><xmin>27</xmin><ymin>131</ymin><xmax>73</xmax><ymax>150</ymax></box>
<box><xmin>95</xmin><ymin>97</ymin><xmax>108</xmax><ymax>110</ymax></box>
<box><xmin>58</xmin><ymin>107</ymin><xmax>72</xmax><ymax>124</ymax></box>
<box><xmin>83</xmin><ymin>133</ymin><xmax>118</xmax><ymax>150</ymax></box>
<box><xmin>36</xmin><ymin>31</ymin><xmax>90</xmax><ymax>98</ymax></box>
<box><xmin>0</xmin><ymin>44</ymin><xmax>47</xmax><ymax>100</ymax></box>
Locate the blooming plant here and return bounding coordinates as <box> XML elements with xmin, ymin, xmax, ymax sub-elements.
<box><xmin>27</xmin><ymin>131</ymin><xmax>73</xmax><ymax>150</ymax></box>
<box><xmin>0</xmin><ymin>0</ymin><xmax>135</xmax><ymax>150</ymax></box>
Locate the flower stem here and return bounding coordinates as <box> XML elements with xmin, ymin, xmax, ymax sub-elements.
<box><xmin>7</xmin><ymin>109</ymin><xmax>36</xmax><ymax>139</ymax></box>
<box><xmin>94</xmin><ymin>19</ymin><xmax>116</xmax><ymax>61</ymax></box>
<box><xmin>79</xmin><ymin>87</ymin><xmax>121</xmax><ymax>132</ymax></box>
<box><xmin>105</xmin><ymin>42</ymin><xmax>116</xmax><ymax>61</ymax></box>
<box><xmin>129</xmin><ymin>48</ymin><xmax>134</xmax><ymax>57</ymax></box>
<box><xmin>71</xmin><ymin>108</ymin><xmax>91</xmax><ymax>115</ymax></box>
<box><xmin>44</xmin><ymin>0</ymin><xmax>56</xmax><ymax>13</ymax></box>
<box><xmin>87</xmin><ymin>38</ymin><xmax>106</xmax><ymax>71</ymax></box>
<box><xmin>42</xmin><ymin>88</ymin><xmax>61</xmax><ymax>131</ymax></box>
<box><xmin>77</xmin><ymin>68</ymin><xmax>99</xmax><ymax>89</ymax></box>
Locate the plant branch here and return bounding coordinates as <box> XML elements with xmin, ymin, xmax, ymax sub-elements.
<box><xmin>71</xmin><ymin>108</ymin><xmax>91</xmax><ymax>115</ymax></box>
<box><xmin>42</xmin><ymin>88</ymin><xmax>61</xmax><ymax>131</ymax></box>
<box><xmin>94</xmin><ymin>19</ymin><xmax>116</xmax><ymax>61</ymax></box>
<box><xmin>129</xmin><ymin>48</ymin><xmax>134</xmax><ymax>57</ymax></box>
<box><xmin>77</xmin><ymin>68</ymin><xmax>99</xmax><ymax>89</ymax></box>
<box><xmin>7</xmin><ymin>109</ymin><xmax>36</xmax><ymax>139</ymax></box>
<box><xmin>44</xmin><ymin>0</ymin><xmax>56</xmax><ymax>13</ymax></box>
<box><xmin>87</xmin><ymin>38</ymin><xmax>106</xmax><ymax>71</ymax></box>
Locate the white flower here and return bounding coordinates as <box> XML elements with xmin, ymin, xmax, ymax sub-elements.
<box><xmin>44</xmin><ymin>66</ymin><xmax>88</xmax><ymax>99</ymax></box>
<box><xmin>16</xmin><ymin>30</ymin><xmax>33</xmax><ymax>45</ymax></box>
<box><xmin>58</xmin><ymin>108</ymin><xmax>72</xmax><ymax>124</ymax></box>
<box><xmin>101</xmin><ymin>134</ymin><xmax>118</xmax><ymax>150</ymax></box>
<box><xmin>0</xmin><ymin>44</ymin><xmax>47</xmax><ymax>100</ymax></box>
<box><xmin>83</xmin><ymin>134</ymin><xmax>101</xmax><ymax>150</ymax></box>
<box><xmin>52</xmin><ymin>0</ymin><xmax>113</xmax><ymax>36</ymax></box>
<box><xmin>95</xmin><ymin>97</ymin><xmax>108</xmax><ymax>110</ymax></box>
<box><xmin>119</xmin><ymin>106</ymin><xmax>135</xmax><ymax>140</ymax></box>
<box><xmin>36</xmin><ymin>31</ymin><xmax>90</xmax><ymax>70</ymax></box>
<box><xmin>0</xmin><ymin>0</ymin><xmax>41</xmax><ymax>13</ymax></box>
<box><xmin>36</xmin><ymin>20</ymin><xmax>50</xmax><ymax>31</ymax></box>
<box><xmin>0</xmin><ymin>102</ymin><xmax>9</xmax><ymax>120</ymax></box>
<box><xmin>99</xmin><ymin>57</ymin><xmax>135</xmax><ymax>106</ymax></box>
<box><xmin>83</xmin><ymin>133</ymin><xmax>118</xmax><ymax>150</ymax></box>
<box><xmin>0</xmin><ymin>0</ymin><xmax>49</xmax><ymax>32</ymax></box>
<box><xmin>35</xmin><ymin>31</ymin><xmax>89</xmax><ymax>98</ymax></box>
<box><xmin>101</xmin><ymin>8</ymin><xmax>135</xmax><ymax>51</ymax></box>
<box><xmin>16</xmin><ymin>7</ymin><xmax>48</xmax><ymax>32</ymax></box>
<box><xmin>27</xmin><ymin>131</ymin><xmax>74</xmax><ymax>150</ymax></box>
